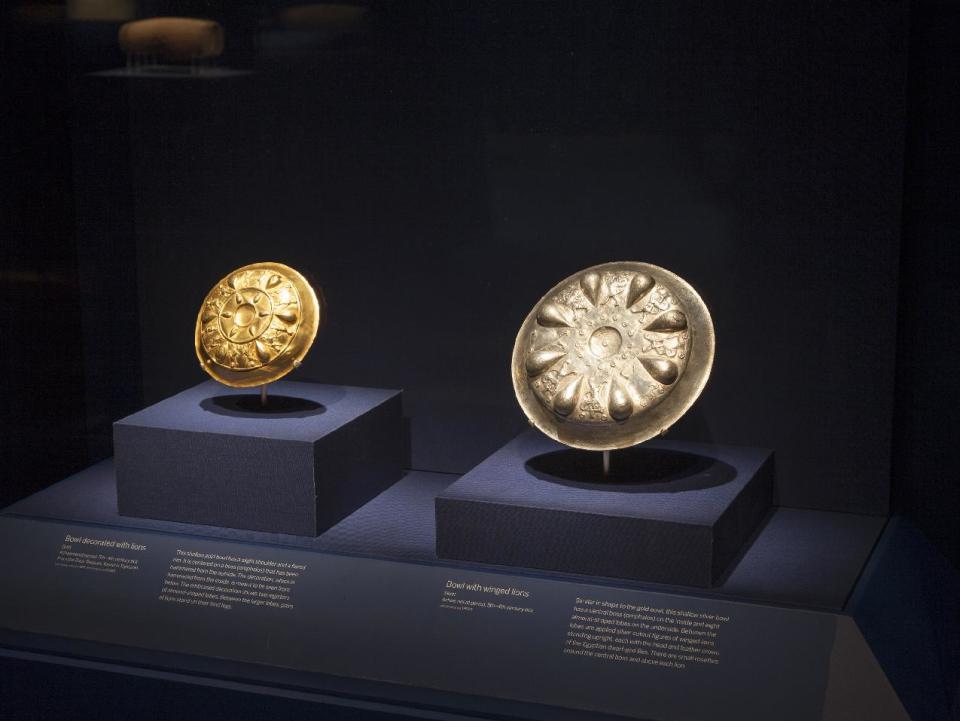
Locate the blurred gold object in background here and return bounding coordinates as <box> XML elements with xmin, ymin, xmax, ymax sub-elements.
<box><xmin>280</xmin><ymin>4</ymin><xmax>367</xmax><ymax>30</ymax></box>
<box><xmin>68</xmin><ymin>0</ymin><xmax>135</xmax><ymax>22</ymax></box>
<box><xmin>119</xmin><ymin>17</ymin><xmax>224</xmax><ymax>63</ymax></box>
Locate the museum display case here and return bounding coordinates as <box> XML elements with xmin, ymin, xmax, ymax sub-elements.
<box><xmin>2</xmin><ymin>3</ymin><xmax>958</xmax><ymax>721</ymax></box>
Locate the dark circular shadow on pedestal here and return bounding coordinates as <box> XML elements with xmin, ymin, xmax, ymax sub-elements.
<box><xmin>526</xmin><ymin>447</ymin><xmax>735</xmax><ymax>492</ymax></box>
<box><xmin>200</xmin><ymin>395</ymin><xmax>326</xmax><ymax>418</ymax></box>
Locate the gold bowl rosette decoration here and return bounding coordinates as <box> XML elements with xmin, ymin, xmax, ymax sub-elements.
<box><xmin>195</xmin><ymin>262</ymin><xmax>323</xmax><ymax>388</ymax></box>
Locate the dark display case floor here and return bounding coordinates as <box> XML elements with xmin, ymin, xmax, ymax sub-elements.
<box><xmin>437</xmin><ymin>434</ymin><xmax>775</xmax><ymax>588</ymax></box>
<box><xmin>4</xmin><ymin>458</ymin><xmax>885</xmax><ymax>610</ymax></box>
<box><xmin>114</xmin><ymin>381</ymin><xmax>405</xmax><ymax>535</ymax></box>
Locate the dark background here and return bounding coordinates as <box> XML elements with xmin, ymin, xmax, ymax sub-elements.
<box><xmin>1</xmin><ymin>1</ymin><xmax>957</xmax><ymax>566</ymax></box>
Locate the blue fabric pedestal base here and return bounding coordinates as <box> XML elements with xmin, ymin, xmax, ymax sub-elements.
<box><xmin>436</xmin><ymin>432</ymin><xmax>774</xmax><ymax>587</ymax></box>
<box><xmin>114</xmin><ymin>381</ymin><xmax>404</xmax><ymax>536</ymax></box>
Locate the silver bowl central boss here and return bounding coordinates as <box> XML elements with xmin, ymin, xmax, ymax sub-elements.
<box><xmin>511</xmin><ymin>261</ymin><xmax>715</xmax><ymax>451</ymax></box>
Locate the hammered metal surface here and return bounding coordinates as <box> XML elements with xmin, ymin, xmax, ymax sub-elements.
<box><xmin>512</xmin><ymin>262</ymin><xmax>714</xmax><ymax>451</ymax></box>
<box><xmin>195</xmin><ymin>262</ymin><xmax>323</xmax><ymax>387</ymax></box>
